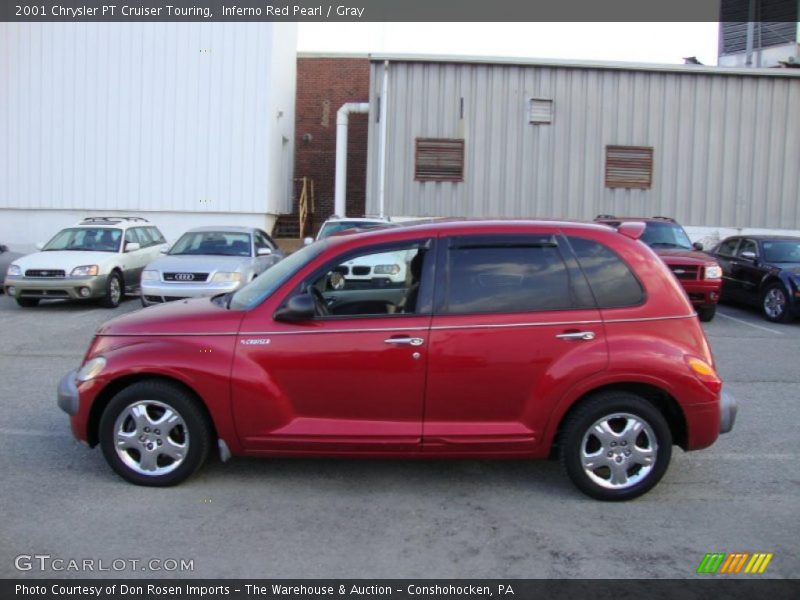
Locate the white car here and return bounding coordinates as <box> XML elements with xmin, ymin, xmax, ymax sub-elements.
<box><xmin>3</xmin><ymin>217</ymin><xmax>167</xmax><ymax>308</ymax></box>
<box><xmin>311</xmin><ymin>217</ymin><xmax>406</xmax><ymax>288</ymax></box>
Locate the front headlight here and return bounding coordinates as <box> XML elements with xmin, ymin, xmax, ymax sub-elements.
<box><xmin>705</xmin><ymin>265</ymin><xmax>723</xmax><ymax>280</ymax></box>
<box><xmin>373</xmin><ymin>264</ymin><xmax>401</xmax><ymax>275</ymax></box>
<box><xmin>6</xmin><ymin>264</ymin><xmax>21</xmax><ymax>277</ymax></box>
<box><xmin>76</xmin><ymin>357</ymin><xmax>106</xmax><ymax>383</ymax></box>
<box><xmin>212</xmin><ymin>272</ymin><xmax>242</xmax><ymax>283</ymax></box>
<box><xmin>71</xmin><ymin>265</ymin><xmax>99</xmax><ymax>277</ymax></box>
<box><xmin>141</xmin><ymin>270</ymin><xmax>159</xmax><ymax>281</ymax></box>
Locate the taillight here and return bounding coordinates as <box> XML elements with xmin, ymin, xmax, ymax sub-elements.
<box><xmin>685</xmin><ymin>356</ymin><xmax>722</xmax><ymax>394</ymax></box>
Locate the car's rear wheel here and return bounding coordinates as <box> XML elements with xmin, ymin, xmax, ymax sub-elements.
<box><xmin>697</xmin><ymin>304</ymin><xmax>716</xmax><ymax>322</ymax></box>
<box><xmin>100</xmin><ymin>271</ymin><xmax>123</xmax><ymax>308</ymax></box>
<box><xmin>761</xmin><ymin>283</ymin><xmax>792</xmax><ymax>323</ymax></box>
<box><xmin>560</xmin><ymin>392</ymin><xmax>672</xmax><ymax>501</ymax></box>
<box><xmin>15</xmin><ymin>297</ymin><xmax>40</xmax><ymax>307</ymax></box>
<box><xmin>99</xmin><ymin>381</ymin><xmax>211</xmax><ymax>486</ymax></box>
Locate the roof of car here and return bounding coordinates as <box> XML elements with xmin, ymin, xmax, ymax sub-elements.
<box><xmin>594</xmin><ymin>215</ymin><xmax>678</xmax><ymax>224</ymax></box>
<box><xmin>725</xmin><ymin>235</ymin><xmax>800</xmax><ymax>242</ymax></box>
<box><xmin>184</xmin><ymin>226</ymin><xmax>257</xmax><ymax>234</ymax></box>
<box><xmin>322</xmin><ymin>217</ymin><xmax>389</xmax><ymax>224</ymax></box>
<box><xmin>324</xmin><ymin>218</ymin><xmax>616</xmax><ymax>243</ymax></box>
<box><xmin>75</xmin><ymin>216</ymin><xmax>151</xmax><ymax>228</ymax></box>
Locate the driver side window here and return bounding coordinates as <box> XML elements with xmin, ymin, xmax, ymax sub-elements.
<box><xmin>309</xmin><ymin>242</ymin><xmax>429</xmax><ymax>318</ymax></box>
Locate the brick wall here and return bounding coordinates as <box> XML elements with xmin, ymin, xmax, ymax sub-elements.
<box><xmin>294</xmin><ymin>56</ymin><xmax>371</xmax><ymax>229</ymax></box>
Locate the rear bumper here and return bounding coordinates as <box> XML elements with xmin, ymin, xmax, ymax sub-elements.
<box><xmin>719</xmin><ymin>388</ymin><xmax>737</xmax><ymax>434</ymax></box>
<box><xmin>4</xmin><ymin>275</ymin><xmax>108</xmax><ymax>300</ymax></box>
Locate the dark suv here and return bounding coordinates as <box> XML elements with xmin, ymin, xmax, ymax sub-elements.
<box><xmin>594</xmin><ymin>216</ymin><xmax>723</xmax><ymax>321</ymax></box>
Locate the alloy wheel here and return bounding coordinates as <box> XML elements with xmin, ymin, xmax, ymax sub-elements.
<box><xmin>580</xmin><ymin>412</ymin><xmax>657</xmax><ymax>490</ymax></box>
<box><xmin>113</xmin><ymin>400</ymin><xmax>189</xmax><ymax>476</ymax></box>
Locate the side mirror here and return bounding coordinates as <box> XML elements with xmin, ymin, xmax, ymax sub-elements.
<box><xmin>159</xmin><ymin>244</ymin><xmax>170</xmax><ymax>254</ymax></box>
<box><xmin>692</xmin><ymin>242</ymin><xmax>704</xmax><ymax>251</ymax></box>
<box><xmin>257</xmin><ymin>247</ymin><xmax>272</xmax><ymax>256</ymax></box>
<box><xmin>303</xmin><ymin>237</ymin><xmax>314</xmax><ymax>246</ymax></box>
<box><xmin>274</xmin><ymin>293</ymin><xmax>316</xmax><ymax>322</ymax></box>
<box><xmin>125</xmin><ymin>242</ymin><xmax>141</xmax><ymax>253</ymax></box>
<box><xmin>740</xmin><ymin>251</ymin><xmax>756</xmax><ymax>261</ymax></box>
<box><xmin>35</xmin><ymin>242</ymin><xmax>44</xmax><ymax>251</ymax></box>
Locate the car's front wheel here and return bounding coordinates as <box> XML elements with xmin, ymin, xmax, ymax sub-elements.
<box><xmin>99</xmin><ymin>380</ymin><xmax>212</xmax><ymax>486</ymax></box>
<box><xmin>100</xmin><ymin>271</ymin><xmax>123</xmax><ymax>308</ymax></box>
<box><xmin>761</xmin><ymin>283</ymin><xmax>792</xmax><ymax>323</ymax></box>
<box><xmin>560</xmin><ymin>392</ymin><xmax>672</xmax><ymax>501</ymax></box>
<box><xmin>697</xmin><ymin>304</ymin><xmax>716</xmax><ymax>322</ymax></box>
<box><xmin>15</xmin><ymin>297</ymin><xmax>40</xmax><ymax>307</ymax></box>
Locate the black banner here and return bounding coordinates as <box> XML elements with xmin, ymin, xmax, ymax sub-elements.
<box><xmin>3</xmin><ymin>580</ymin><xmax>800</xmax><ymax>600</ymax></box>
<box><xmin>0</xmin><ymin>0</ymin><xmax>779</xmax><ymax>23</ymax></box>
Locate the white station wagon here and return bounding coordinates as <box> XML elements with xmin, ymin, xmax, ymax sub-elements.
<box><xmin>3</xmin><ymin>217</ymin><xmax>167</xmax><ymax>308</ymax></box>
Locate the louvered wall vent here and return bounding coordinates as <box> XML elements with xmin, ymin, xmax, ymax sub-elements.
<box><xmin>415</xmin><ymin>138</ymin><xmax>465</xmax><ymax>182</ymax></box>
<box><xmin>605</xmin><ymin>145</ymin><xmax>654</xmax><ymax>189</ymax></box>
<box><xmin>528</xmin><ymin>98</ymin><xmax>553</xmax><ymax>124</ymax></box>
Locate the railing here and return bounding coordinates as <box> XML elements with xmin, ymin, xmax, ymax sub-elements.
<box><xmin>296</xmin><ymin>177</ymin><xmax>315</xmax><ymax>239</ymax></box>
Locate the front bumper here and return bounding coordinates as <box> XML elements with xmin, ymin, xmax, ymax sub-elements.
<box><xmin>719</xmin><ymin>387</ymin><xmax>738</xmax><ymax>434</ymax></box>
<box><xmin>57</xmin><ymin>369</ymin><xmax>79</xmax><ymax>416</ymax></box>
<box><xmin>4</xmin><ymin>275</ymin><xmax>108</xmax><ymax>300</ymax></box>
<box><xmin>680</xmin><ymin>279</ymin><xmax>722</xmax><ymax>307</ymax></box>
<box><xmin>141</xmin><ymin>281</ymin><xmax>241</xmax><ymax>304</ymax></box>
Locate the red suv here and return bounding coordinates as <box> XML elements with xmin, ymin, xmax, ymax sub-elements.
<box><xmin>57</xmin><ymin>220</ymin><xmax>736</xmax><ymax>500</ymax></box>
<box><xmin>594</xmin><ymin>216</ymin><xmax>723</xmax><ymax>322</ymax></box>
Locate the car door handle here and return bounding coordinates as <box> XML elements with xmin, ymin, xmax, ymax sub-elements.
<box><xmin>384</xmin><ymin>336</ymin><xmax>424</xmax><ymax>346</ymax></box>
<box><xmin>555</xmin><ymin>331</ymin><xmax>596</xmax><ymax>341</ymax></box>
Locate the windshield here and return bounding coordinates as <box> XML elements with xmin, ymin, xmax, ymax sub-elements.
<box><xmin>640</xmin><ymin>222</ymin><xmax>693</xmax><ymax>250</ymax></box>
<box><xmin>317</xmin><ymin>221</ymin><xmax>387</xmax><ymax>240</ymax></box>
<box><xmin>229</xmin><ymin>241</ymin><xmax>328</xmax><ymax>310</ymax></box>
<box><xmin>43</xmin><ymin>228</ymin><xmax>122</xmax><ymax>252</ymax></box>
<box><xmin>170</xmin><ymin>232</ymin><xmax>252</xmax><ymax>257</ymax></box>
<box><xmin>762</xmin><ymin>240</ymin><xmax>800</xmax><ymax>263</ymax></box>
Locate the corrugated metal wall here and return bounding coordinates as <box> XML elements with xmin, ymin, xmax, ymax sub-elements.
<box><xmin>366</xmin><ymin>60</ymin><xmax>800</xmax><ymax>229</ymax></box>
<box><xmin>0</xmin><ymin>23</ymin><xmax>296</xmax><ymax>217</ymax></box>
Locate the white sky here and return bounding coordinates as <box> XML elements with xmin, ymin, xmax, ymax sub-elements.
<box><xmin>298</xmin><ymin>23</ymin><xmax>720</xmax><ymax>65</ymax></box>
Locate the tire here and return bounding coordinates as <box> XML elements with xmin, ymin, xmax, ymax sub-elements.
<box><xmin>560</xmin><ymin>392</ymin><xmax>672</xmax><ymax>501</ymax></box>
<box><xmin>100</xmin><ymin>271</ymin><xmax>123</xmax><ymax>308</ymax></box>
<box><xmin>761</xmin><ymin>282</ymin><xmax>792</xmax><ymax>323</ymax></box>
<box><xmin>15</xmin><ymin>297</ymin><xmax>40</xmax><ymax>307</ymax></box>
<box><xmin>697</xmin><ymin>304</ymin><xmax>716</xmax><ymax>322</ymax></box>
<box><xmin>98</xmin><ymin>380</ymin><xmax>212</xmax><ymax>486</ymax></box>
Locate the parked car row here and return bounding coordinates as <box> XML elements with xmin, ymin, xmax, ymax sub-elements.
<box><xmin>3</xmin><ymin>214</ymin><xmax>800</xmax><ymax>325</ymax></box>
<box><xmin>2</xmin><ymin>217</ymin><xmax>284</xmax><ymax>308</ymax></box>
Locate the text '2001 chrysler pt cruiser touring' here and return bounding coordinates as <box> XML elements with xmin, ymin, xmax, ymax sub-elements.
<box><xmin>58</xmin><ymin>220</ymin><xmax>737</xmax><ymax>500</ymax></box>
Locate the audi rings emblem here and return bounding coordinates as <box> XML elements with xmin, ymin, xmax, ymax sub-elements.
<box><xmin>174</xmin><ymin>273</ymin><xmax>195</xmax><ymax>281</ymax></box>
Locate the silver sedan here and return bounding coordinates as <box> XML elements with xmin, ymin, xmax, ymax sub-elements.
<box><xmin>140</xmin><ymin>227</ymin><xmax>283</xmax><ymax>306</ymax></box>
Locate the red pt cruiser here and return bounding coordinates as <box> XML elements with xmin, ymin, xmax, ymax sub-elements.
<box><xmin>58</xmin><ymin>220</ymin><xmax>736</xmax><ymax>500</ymax></box>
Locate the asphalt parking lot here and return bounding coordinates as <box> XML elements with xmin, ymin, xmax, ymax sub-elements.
<box><xmin>0</xmin><ymin>295</ymin><xmax>798</xmax><ymax>579</ymax></box>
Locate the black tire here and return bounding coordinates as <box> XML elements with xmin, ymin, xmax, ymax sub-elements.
<box><xmin>15</xmin><ymin>297</ymin><xmax>40</xmax><ymax>307</ymax></box>
<box><xmin>697</xmin><ymin>304</ymin><xmax>716</xmax><ymax>322</ymax></box>
<box><xmin>99</xmin><ymin>380</ymin><xmax>212</xmax><ymax>486</ymax></box>
<box><xmin>100</xmin><ymin>271</ymin><xmax>123</xmax><ymax>308</ymax></box>
<box><xmin>560</xmin><ymin>392</ymin><xmax>672</xmax><ymax>501</ymax></box>
<box><xmin>761</xmin><ymin>282</ymin><xmax>792</xmax><ymax>323</ymax></box>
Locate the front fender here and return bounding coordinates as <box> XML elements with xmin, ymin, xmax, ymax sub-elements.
<box><xmin>78</xmin><ymin>334</ymin><xmax>240</xmax><ymax>453</ymax></box>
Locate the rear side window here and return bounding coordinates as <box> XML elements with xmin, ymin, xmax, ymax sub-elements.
<box><xmin>442</xmin><ymin>237</ymin><xmax>577</xmax><ymax>314</ymax></box>
<box><xmin>567</xmin><ymin>236</ymin><xmax>644</xmax><ymax>308</ymax></box>
<box><xmin>716</xmin><ymin>238</ymin><xmax>739</xmax><ymax>257</ymax></box>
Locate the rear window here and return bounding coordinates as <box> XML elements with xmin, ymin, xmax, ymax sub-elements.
<box><xmin>567</xmin><ymin>236</ymin><xmax>644</xmax><ymax>308</ymax></box>
<box><xmin>442</xmin><ymin>236</ymin><xmax>577</xmax><ymax>314</ymax></box>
